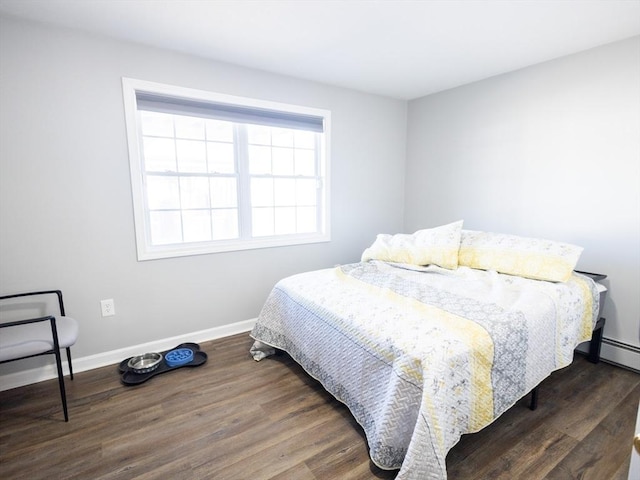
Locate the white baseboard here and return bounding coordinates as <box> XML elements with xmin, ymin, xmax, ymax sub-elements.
<box><xmin>3</xmin><ymin>322</ymin><xmax>636</xmax><ymax>392</ymax></box>
<box><xmin>600</xmin><ymin>337</ymin><xmax>640</xmax><ymax>373</ymax></box>
<box><xmin>0</xmin><ymin>318</ymin><xmax>257</xmax><ymax>392</ymax></box>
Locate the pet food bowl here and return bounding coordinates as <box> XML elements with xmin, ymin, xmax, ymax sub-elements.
<box><xmin>127</xmin><ymin>352</ymin><xmax>163</xmax><ymax>374</ymax></box>
<box><xmin>165</xmin><ymin>348</ymin><xmax>194</xmax><ymax>367</ymax></box>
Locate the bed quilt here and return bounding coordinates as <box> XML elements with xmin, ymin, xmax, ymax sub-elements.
<box><xmin>250</xmin><ymin>261</ymin><xmax>599</xmax><ymax>479</ymax></box>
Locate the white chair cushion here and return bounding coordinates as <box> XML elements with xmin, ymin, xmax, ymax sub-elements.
<box><xmin>0</xmin><ymin>316</ymin><xmax>78</xmax><ymax>362</ymax></box>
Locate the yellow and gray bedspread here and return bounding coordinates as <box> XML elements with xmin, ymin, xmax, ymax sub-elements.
<box><xmin>250</xmin><ymin>260</ymin><xmax>599</xmax><ymax>479</ymax></box>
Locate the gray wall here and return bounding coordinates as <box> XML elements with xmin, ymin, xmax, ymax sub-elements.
<box><xmin>2</xmin><ymin>15</ymin><xmax>637</xmax><ymax>377</ymax></box>
<box><xmin>405</xmin><ymin>36</ymin><xmax>640</xmax><ymax>365</ymax></box>
<box><xmin>0</xmin><ymin>16</ymin><xmax>407</xmax><ymax>366</ymax></box>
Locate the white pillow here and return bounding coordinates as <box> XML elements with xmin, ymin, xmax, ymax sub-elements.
<box><xmin>361</xmin><ymin>220</ymin><xmax>463</xmax><ymax>269</ymax></box>
<box><xmin>458</xmin><ymin>230</ymin><xmax>583</xmax><ymax>282</ymax></box>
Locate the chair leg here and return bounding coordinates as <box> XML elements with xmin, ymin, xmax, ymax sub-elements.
<box><xmin>66</xmin><ymin>347</ymin><xmax>74</xmax><ymax>380</ymax></box>
<box><xmin>54</xmin><ymin>348</ymin><xmax>69</xmax><ymax>422</ymax></box>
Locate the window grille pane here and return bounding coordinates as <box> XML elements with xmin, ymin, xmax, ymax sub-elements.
<box><xmin>251</xmin><ymin>178</ymin><xmax>274</xmax><ymax>207</ymax></box>
<box><xmin>247</xmin><ymin>125</ymin><xmax>271</xmax><ymax>145</ymax></box>
<box><xmin>179</xmin><ymin>177</ymin><xmax>210</xmax><ymax>209</ymax></box>
<box><xmin>174</xmin><ymin>115</ymin><xmax>205</xmax><ymax>140</ymax></box>
<box><xmin>274</xmin><ymin>207</ymin><xmax>296</xmax><ymax>235</ymax></box>
<box><xmin>272</xmin><ymin>127</ymin><xmax>294</xmax><ymax>147</ymax></box>
<box><xmin>150</xmin><ymin>210</ymin><xmax>182</xmax><ymax>245</ymax></box>
<box><xmin>206</xmin><ymin>119</ymin><xmax>234</xmax><ymax>142</ymax></box>
<box><xmin>212</xmin><ymin>209</ymin><xmax>239</xmax><ymax>240</ymax></box>
<box><xmin>296</xmin><ymin>178</ymin><xmax>317</xmax><ymax>205</ymax></box>
<box><xmin>272</xmin><ymin>147</ymin><xmax>294</xmax><ymax>175</ymax></box>
<box><xmin>143</xmin><ymin>137</ymin><xmax>176</xmax><ymax>172</ymax></box>
<box><xmin>182</xmin><ymin>210</ymin><xmax>212</xmax><ymax>242</ymax></box>
<box><xmin>207</xmin><ymin>142</ymin><xmax>235</xmax><ymax>174</ymax></box>
<box><xmin>297</xmin><ymin>206</ymin><xmax>317</xmax><ymax>233</ymax></box>
<box><xmin>252</xmin><ymin>208</ymin><xmax>274</xmax><ymax>237</ymax></box>
<box><xmin>274</xmin><ymin>178</ymin><xmax>296</xmax><ymax>206</ymax></box>
<box><xmin>147</xmin><ymin>176</ymin><xmax>180</xmax><ymax>209</ymax></box>
<box><xmin>248</xmin><ymin>145</ymin><xmax>272</xmax><ymax>174</ymax></box>
<box><xmin>141</xmin><ymin>111</ymin><xmax>174</xmax><ymax>137</ymax></box>
<box><xmin>294</xmin><ymin>149</ymin><xmax>315</xmax><ymax>176</ymax></box>
<box><xmin>294</xmin><ymin>130</ymin><xmax>315</xmax><ymax>149</ymax></box>
<box><xmin>176</xmin><ymin>139</ymin><xmax>207</xmax><ymax>173</ymax></box>
<box><xmin>210</xmin><ymin>177</ymin><xmax>237</xmax><ymax>208</ymax></box>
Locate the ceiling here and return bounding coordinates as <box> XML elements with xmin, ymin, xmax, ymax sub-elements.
<box><xmin>1</xmin><ymin>0</ymin><xmax>639</xmax><ymax>100</ymax></box>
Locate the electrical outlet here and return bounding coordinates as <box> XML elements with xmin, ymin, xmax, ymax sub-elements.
<box><xmin>101</xmin><ymin>299</ymin><xmax>115</xmax><ymax>317</ymax></box>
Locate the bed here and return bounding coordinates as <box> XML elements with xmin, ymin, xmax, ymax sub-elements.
<box><xmin>250</xmin><ymin>222</ymin><xmax>604</xmax><ymax>479</ymax></box>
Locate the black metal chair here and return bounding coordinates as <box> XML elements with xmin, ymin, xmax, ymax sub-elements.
<box><xmin>0</xmin><ymin>290</ymin><xmax>79</xmax><ymax>421</ymax></box>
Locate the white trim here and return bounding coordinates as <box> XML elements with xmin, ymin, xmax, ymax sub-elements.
<box><xmin>138</xmin><ymin>233</ymin><xmax>331</xmax><ymax>261</ymax></box>
<box><xmin>0</xmin><ymin>318</ymin><xmax>257</xmax><ymax>392</ymax></box>
<box><xmin>3</xmin><ymin>324</ymin><xmax>637</xmax><ymax>392</ymax></box>
<box><xmin>121</xmin><ymin>77</ymin><xmax>332</xmax><ymax>261</ymax></box>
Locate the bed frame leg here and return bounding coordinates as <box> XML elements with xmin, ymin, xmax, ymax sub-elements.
<box><xmin>529</xmin><ymin>387</ymin><xmax>538</xmax><ymax>411</ymax></box>
<box><xmin>588</xmin><ymin>317</ymin><xmax>605</xmax><ymax>364</ymax></box>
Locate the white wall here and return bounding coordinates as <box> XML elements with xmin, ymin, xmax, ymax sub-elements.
<box><xmin>405</xmin><ymin>36</ymin><xmax>640</xmax><ymax>369</ymax></box>
<box><xmin>0</xmin><ymin>16</ymin><xmax>407</xmax><ymax>375</ymax></box>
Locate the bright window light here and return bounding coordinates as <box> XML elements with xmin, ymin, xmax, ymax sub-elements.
<box><xmin>122</xmin><ymin>78</ymin><xmax>330</xmax><ymax>260</ymax></box>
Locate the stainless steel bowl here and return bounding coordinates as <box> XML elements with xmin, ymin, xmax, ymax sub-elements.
<box><xmin>127</xmin><ymin>352</ymin><xmax>163</xmax><ymax>374</ymax></box>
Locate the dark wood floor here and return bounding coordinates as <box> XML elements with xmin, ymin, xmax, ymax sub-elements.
<box><xmin>1</xmin><ymin>333</ymin><xmax>638</xmax><ymax>479</ymax></box>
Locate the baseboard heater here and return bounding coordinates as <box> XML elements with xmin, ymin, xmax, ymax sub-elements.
<box><xmin>601</xmin><ymin>336</ymin><xmax>640</xmax><ymax>373</ymax></box>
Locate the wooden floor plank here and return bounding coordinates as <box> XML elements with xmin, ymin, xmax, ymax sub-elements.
<box><xmin>544</xmin><ymin>382</ymin><xmax>640</xmax><ymax>480</ymax></box>
<box><xmin>1</xmin><ymin>333</ymin><xmax>638</xmax><ymax>480</ymax></box>
<box><xmin>471</xmin><ymin>423</ymin><xmax>578</xmax><ymax>480</ymax></box>
<box><xmin>544</xmin><ymin>360</ymin><xmax>640</xmax><ymax>441</ymax></box>
<box><xmin>210</xmin><ymin>418</ymin><xmax>350</xmax><ymax>479</ymax></box>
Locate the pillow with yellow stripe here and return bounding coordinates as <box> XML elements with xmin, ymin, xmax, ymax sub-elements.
<box><xmin>458</xmin><ymin>230</ymin><xmax>583</xmax><ymax>282</ymax></box>
<box><xmin>361</xmin><ymin>220</ymin><xmax>463</xmax><ymax>269</ymax></box>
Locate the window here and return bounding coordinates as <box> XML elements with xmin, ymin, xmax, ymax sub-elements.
<box><xmin>122</xmin><ymin>78</ymin><xmax>330</xmax><ymax>260</ymax></box>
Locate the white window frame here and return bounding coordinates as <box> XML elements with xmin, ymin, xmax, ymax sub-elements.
<box><xmin>122</xmin><ymin>78</ymin><xmax>331</xmax><ymax>261</ymax></box>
